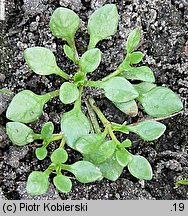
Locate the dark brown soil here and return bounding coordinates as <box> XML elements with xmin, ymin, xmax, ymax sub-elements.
<box><xmin>0</xmin><ymin>0</ymin><xmax>188</xmax><ymax>200</ymax></box>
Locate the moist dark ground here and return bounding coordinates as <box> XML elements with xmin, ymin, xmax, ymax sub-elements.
<box><xmin>0</xmin><ymin>0</ymin><xmax>188</xmax><ymax>200</ymax></box>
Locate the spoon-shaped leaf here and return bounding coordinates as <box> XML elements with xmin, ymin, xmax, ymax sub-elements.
<box><xmin>139</xmin><ymin>86</ymin><xmax>183</xmax><ymax>117</ymax></box>
<box><xmin>79</xmin><ymin>48</ymin><xmax>101</xmax><ymax>73</ymax></box>
<box><xmin>41</xmin><ymin>122</ymin><xmax>54</xmax><ymax>140</ymax></box>
<box><xmin>6</xmin><ymin>122</ymin><xmax>35</xmax><ymax>146</ymax></box>
<box><xmin>127</xmin><ymin>120</ymin><xmax>166</xmax><ymax>141</ymax></box>
<box><xmin>100</xmin><ymin>77</ymin><xmax>139</xmax><ymax>103</ymax></box>
<box><xmin>26</xmin><ymin>171</ymin><xmax>49</xmax><ymax>195</ymax></box>
<box><xmin>59</xmin><ymin>82</ymin><xmax>79</xmax><ymax>104</ymax></box>
<box><xmin>61</xmin><ymin>108</ymin><xmax>91</xmax><ymax>149</ymax></box>
<box><xmin>128</xmin><ymin>155</ymin><xmax>153</xmax><ymax>180</ymax></box>
<box><xmin>24</xmin><ymin>47</ymin><xmax>67</xmax><ymax>78</ymax></box>
<box><xmin>51</xmin><ymin>148</ymin><xmax>68</xmax><ymax>164</ymax></box>
<box><xmin>53</xmin><ymin>175</ymin><xmax>72</xmax><ymax>193</ymax></box>
<box><xmin>63</xmin><ymin>161</ymin><xmax>102</xmax><ymax>183</ymax></box>
<box><xmin>87</xmin><ymin>4</ymin><xmax>119</xmax><ymax>49</ymax></box>
<box><xmin>6</xmin><ymin>90</ymin><xmax>50</xmax><ymax>123</ymax></box>
<box><xmin>50</xmin><ymin>7</ymin><xmax>80</xmax><ymax>44</ymax></box>
<box><xmin>35</xmin><ymin>147</ymin><xmax>48</xmax><ymax>160</ymax></box>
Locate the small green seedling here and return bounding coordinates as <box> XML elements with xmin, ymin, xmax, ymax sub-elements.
<box><xmin>6</xmin><ymin>4</ymin><xmax>183</xmax><ymax>195</ymax></box>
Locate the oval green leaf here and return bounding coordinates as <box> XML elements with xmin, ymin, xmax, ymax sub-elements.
<box><xmin>41</xmin><ymin>122</ymin><xmax>54</xmax><ymax>139</ymax></box>
<box><xmin>61</xmin><ymin>108</ymin><xmax>91</xmax><ymax>149</ymax></box>
<box><xmin>101</xmin><ymin>77</ymin><xmax>139</xmax><ymax>103</ymax></box>
<box><xmin>79</xmin><ymin>48</ymin><xmax>101</xmax><ymax>73</ymax></box>
<box><xmin>139</xmin><ymin>86</ymin><xmax>183</xmax><ymax>117</ymax></box>
<box><xmin>97</xmin><ymin>154</ymin><xmax>123</xmax><ymax>181</ymax></box>
<box><xmin>120</xmin><ymin>66</ymin><xmax>155</xmax><ymax>82</ymax></box>
<box><xmin>6</xmin><ymin>122</ymin><xmax>34</xmax><ymax>146</ymax></box>
<box><xmin>50</xmin><ymin>7</ymin><xmax>80</xmax><ymax>43</ymax></box>
<box><xmin>35</xmin><ymin>147</ymin><xmax>48</xmax><ymax>160</ymax></box>
<box><xmin>75</xmin><ymin>134</ymin><xmax>105</xmax><ymax>154</ymax></box>
<box><xmin>84</xmin><ymin>140</ymin><xmax>116</xmax><ymax>164</ymax></box>
<box><xmin>26</xmin><ymin>171</ymin><xmax>49</xmax><ymax>195</ymax></box>
<box><xmin>24</xmin><ymin>47</ymin><xmax>62</xmax><ymax>76</ymax></box>
<box><xmin>128</xmin><ymin>155</ymin><xmax>153</xmax><ymax>180</ymax></box>
<box><xmin>51</xmin><ymin>148</ymin><xmax>68</xmax><ymax>164</ymax></box>
<box><xmin>116</xmin><ymin>149</ymin><xmax>133</xmax><ymax>167</ymax></box>
<box><xmin>64</xmin><ymin>161</ymin><xmax>102</xmax><ymax>183</ymax></box>
<box><xmin>53</xmin><ymin>175</ymin><xmax>72</xmax><ymax>193</ymax></box>
<box><xmin>59</xmin><ymin>82</ymin><xmax>79</xmax><ymax>104</ymax></box>
<box><xmin>113</xmin><ymin>100</ymin><xmax>138</xmax><ymax>117</ymax></box>
<box><xmin>126</xmin><ymin>27</ymin><xmax>141</xmax><ymax>53</ymax></box>
<box><xmin>129</xmin><ymin>51</ymin><xmax>144</xmax><ymax>64</ymax></box>
<box><xmin>88</xmin><ymin>4</ymin><xmax>119</xmax><ymax>49</ymax></box>
<box><xmin>127</xmin><ymin>120</ymin><xmax>166</xmax><ymax>141</ymax></box>
<box><xmin>6</xmin><ymin>90</ymin><xmax>49</xmax><ymax>123</ymax></box>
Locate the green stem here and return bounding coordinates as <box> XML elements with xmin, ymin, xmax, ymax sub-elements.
<box><xmin>34</xmin><ymin>133</ymin><xmax>63</xmax><ymax>148</ymax></box>
<box><xmin>67</xmin><ymin>38</ymin><xmax>79</xmax><ymax>60</ymax></box>
<box><xmin>107</xmin><ymin>126</ymin><xmax>120</xmax><ymax>144</ymax></box>
<box><xmin>33</xmin><ymin>134</ymin><xmax>44</xmax><ymax>140</ymax></box>
<box><xmin>61</xmin><ymin>164</ymin><xmax>71</xmax><ymax>172</ymax></box>
<box><xmin>74</xmin><ymin>85</ymin><xmax>83</xmax><ymax>111</ymax></box>
<box><xmin>42</xmin><ymin>90</ymin><xmax>59</xmax><ymax>103</ymax></box>
<box><xmin>102</xmin><ymin>127</ymin><xmax>108</xmax><ymax>137</ymax></box>
<box><xmin>72</xmin><ymin>41</ymin><xmax>79</xmax><ymax>60</ymax></box>
<box><xmin>44</xmin><ymin>164</ymin><xmax>55</xmax><ymax>176</ymax></box>
<box><xmin>87</xmin><ymin>114</ymin><xmax>95</xmax><ymax>133</ymax></box>
<box><xmin>48</xmin><ymin>134</ymin><xmax>63</xmax><ymax>143</ymax></box>
<box><xmin>59</xmin><ymin>137</ymin><xmax>66</xmax><ymax>148</ymax></box>
<box><xmin>101</xmin><ymin>68</ymin><xmax>122</xmax><ymax>82</ymax></box>
<box><xmin>128</xmin><ymin>111</ymin><xmax>183</xmax><ymax>127</ymax></box>
<box><xmin>86</xmin><ymin>100</ymin><xmax>101</xmax><ymax>134</ymax></box>
<box><xmin>56</xmin><ymin>67</ymin><xmax>69</xmax><ymax>80</ymax></box>
<box><xmin>55</xmin><ymin>165</ymin><xmax>62</xmax><ymax>175</ymax></box>
<box><xmin>88</xmin><ymin>37</ymin><xmax>98</xmax><ymax>50</ymax></box>
<box><xmin>88</xmin><ymin>98</ymin><xmax>120</xmax><ymax>143</ymax></box>
<box><xmin>101</xmin><ymin>53</ymin><xmax>131</xmax><ymax>82</ymax></box>
<box><xmin>86</xmin><ymin>80</ymin><xmax>102</xmax><ymax>88</ymax></box>
<box><xmin>47</xmin><ymin>90</ymin><xmax>59</xmax><ymax>99</ymax></box>
<box><xmin>88</xmin><ymin>98</ymin><xmax>109</xmax><ymax>126</ymax></box>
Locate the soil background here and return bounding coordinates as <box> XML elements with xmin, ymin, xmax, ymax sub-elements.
<box><xmin>0</xmin><ymin>0</ymin><xmax>188</xmax><ymax>200</ymax></box>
